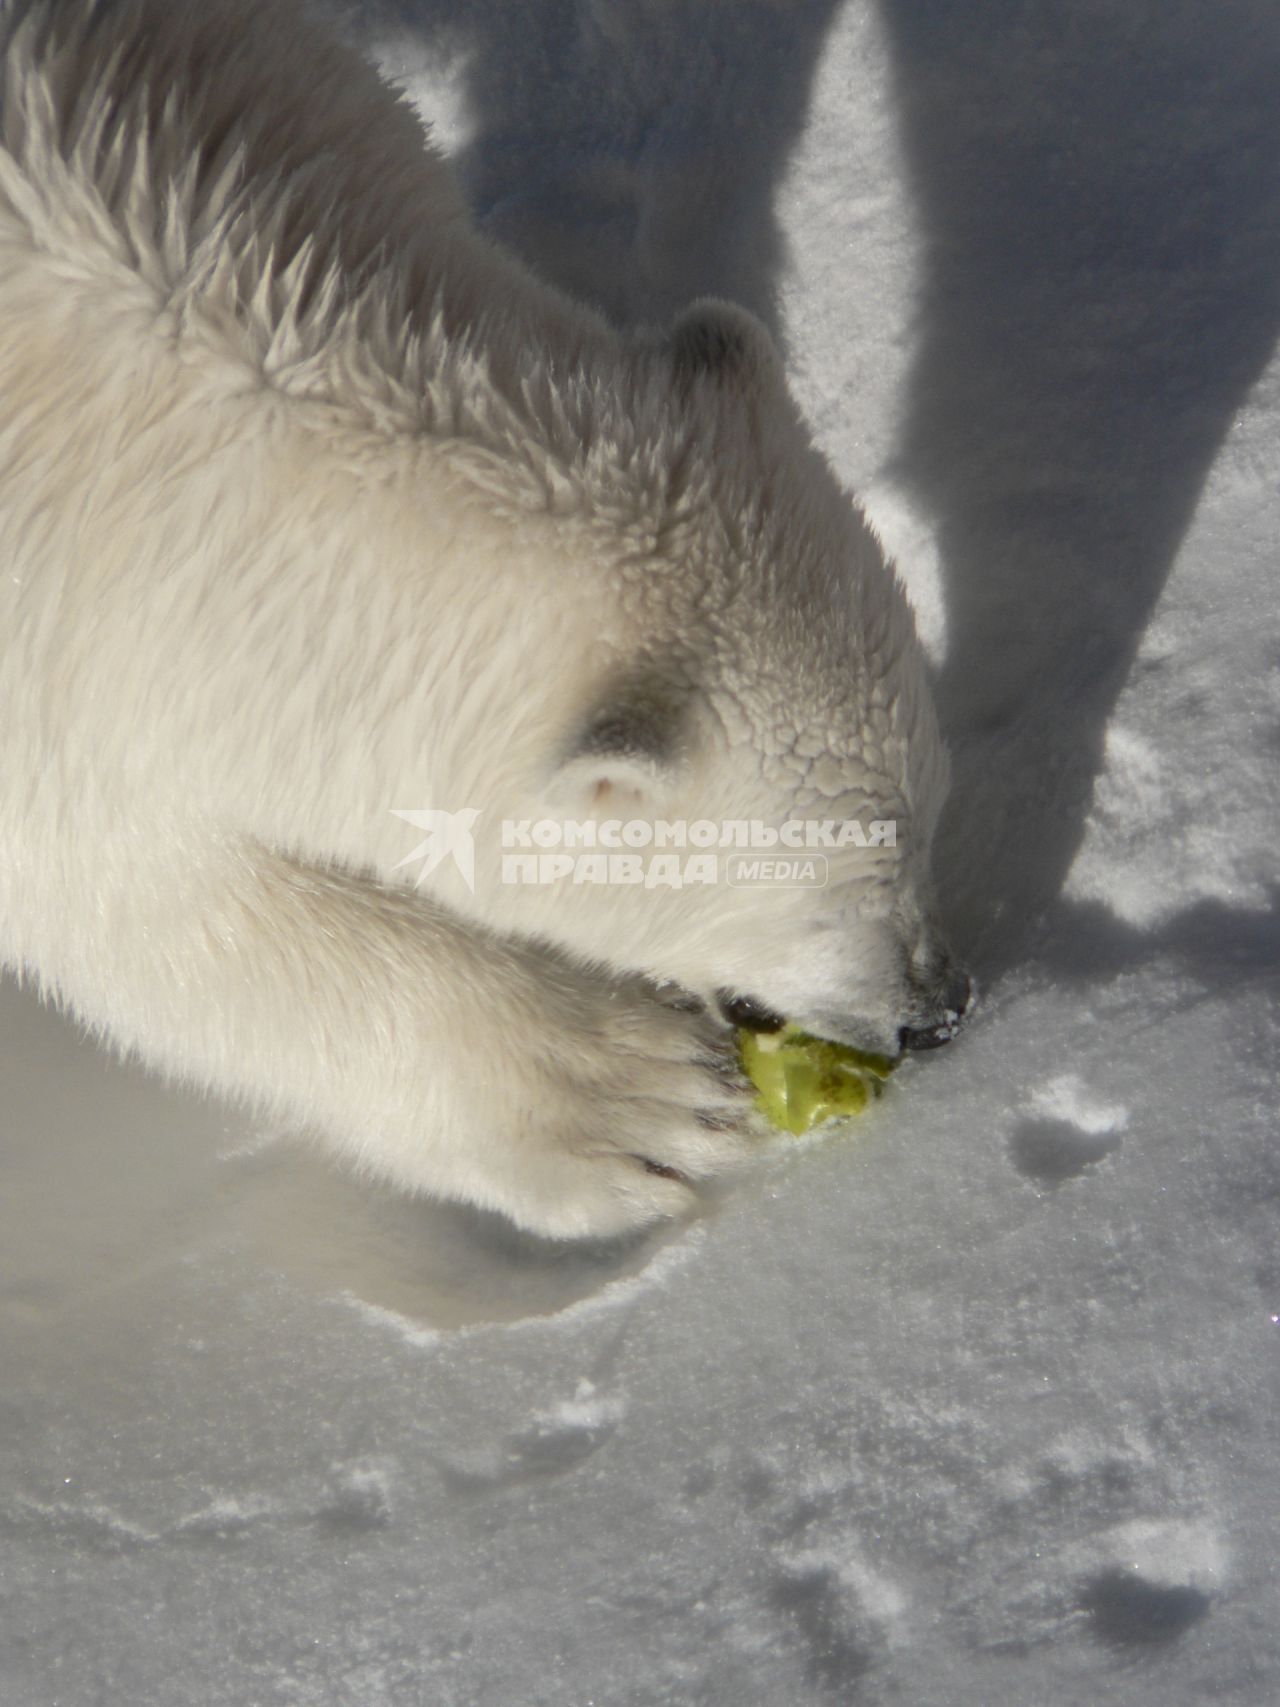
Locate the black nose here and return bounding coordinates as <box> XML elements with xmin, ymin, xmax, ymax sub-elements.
<box><xmin>717</xmin><ymin>990</ymin><xmax>787</xmax><ymax>1032</ymax></box>
<box><xmin>898</xmin><ymin>968</ymin><xmax>973</xmax><ymax>1053</ymax></box>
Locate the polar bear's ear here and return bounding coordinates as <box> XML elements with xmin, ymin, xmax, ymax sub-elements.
<box><xmin>669</xmin><ymin>299</ymin><xmax>779</xmax><ymax>390</ymax></box>
<box><xmin>549</xmin><ymin>672</ymin><xmax>689</xmax><ymax>815</ymax></box>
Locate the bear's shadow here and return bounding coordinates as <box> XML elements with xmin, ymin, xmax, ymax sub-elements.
<box><xmin>341</xmin><ymin>0</ymin><xmax>846</xmax><ymax>337</ymax></box>
<box><xmin>874</xmin><ymin>0</ymin><xmax>1280</xmax><ymax>975</ymax></box>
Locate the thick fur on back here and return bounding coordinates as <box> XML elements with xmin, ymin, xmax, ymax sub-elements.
<box><xmin>0</xmin><ymin>0</ymin><xmax>629</xmax><ymax>453</ymax></box>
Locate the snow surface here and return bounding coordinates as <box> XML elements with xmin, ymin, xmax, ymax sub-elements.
<box><xmin>3</xmin><ymin>1</ymin><xmax>1279</xmax><ymax>1702</ymax></box>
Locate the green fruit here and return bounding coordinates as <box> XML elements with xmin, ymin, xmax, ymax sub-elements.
<box><xmin>738</xmin><ymin>1025</ymin><xmax>898</xmax><ymax>1136</ymax></box>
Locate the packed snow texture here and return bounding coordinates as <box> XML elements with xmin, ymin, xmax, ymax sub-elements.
<box><xmin>3</xmin><ymin>1</ymin><xmax>1279</xmax><ymax>1702</ymax></box>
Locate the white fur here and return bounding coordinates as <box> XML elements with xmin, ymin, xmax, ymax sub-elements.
<box><xmin>0</xmin><ymin>0</ymin><xmax>954</xmax><ymax>1237</ymax></box>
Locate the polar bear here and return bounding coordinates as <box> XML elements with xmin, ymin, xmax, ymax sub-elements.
<box><xmin>0</xmin><ymin>0</ymin><xmax>969</xmax><ymax>1236</ymax></box>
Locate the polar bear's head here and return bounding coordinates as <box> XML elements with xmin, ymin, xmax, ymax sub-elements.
<box><xmin>468</xmin><ymin>303</ymin><xmax>970</xmax><ymax>1056</ymax></box>
<box><xmin>533</xmin><ymin>666</ymin><xmax>970</xmax><ymax>1058</ymax></box>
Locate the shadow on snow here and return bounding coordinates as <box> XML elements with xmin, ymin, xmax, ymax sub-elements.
<box><xmin>874</xmin><ymin>0</ymin><xmax>1280</xmax><ymax>977</ymax></box>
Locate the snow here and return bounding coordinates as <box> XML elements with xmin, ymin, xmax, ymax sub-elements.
<box><xmin>3</xmin><ymin>1</ymin><xmax>1279</xmax><ymax>1702</ymax></box>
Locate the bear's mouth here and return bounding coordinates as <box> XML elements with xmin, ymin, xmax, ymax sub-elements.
<box><xmin>715</xmin><ymin>990</ymin><xmax>787</xmax><ymax>1033</ymax></box>
<box><xmin>682</xmin><ymin>979</ymin><xmax>977</xmax><ymax>1058</ymax></box>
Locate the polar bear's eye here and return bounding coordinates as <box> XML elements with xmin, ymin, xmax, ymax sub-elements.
<box><xmin>717</xmin><ymin>991</ymin><xmax>787</xmax><ymax>1033</ymax></box>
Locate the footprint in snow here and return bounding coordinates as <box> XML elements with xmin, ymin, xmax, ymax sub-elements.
<box><xmin>1080</xmin><ymin>1568</ymin><xmax>1211</xmax><ymax>1648</ymax></box>
<box><xmin>1010</xmin><ymin>1073</ymin><xmax>1129</xmax><ymax>1187</ymax></box>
